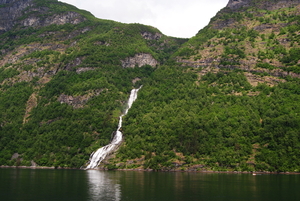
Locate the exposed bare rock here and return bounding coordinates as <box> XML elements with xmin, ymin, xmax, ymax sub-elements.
<box><xmin>47</xmin><ymin>11</ymin><xmax>84</xmax><ymax>25</ymax></box>
<box><xmin>94</xmin><ymin>41</ymin><xmax>110</xmax><ymax>46</ymax></box>
<box><xmin>0</xmin><ymin>0</ymin><xmax>19</xmax><ymax>3</ymax></box>
<box><xmin>0</xmin><ymin>42</ymin><xmax>67</xmax><ymax>67</ymax></box>
<box><xmin>212</xmin><ymin>18</ymin><xmax>236</xmax><ymax>30</ymax></box>
<box><xmin>244</xmin><ymin>72</ymin><xmax>285</xmax><ymax>87</ymax></box>
<box><xmin>268</xmin><ymin>1</ymin><xmax>300</xmax><ymax>10</ymax></box>
<box><xmin>141</xmin><ymin>32</ymin><xmax>162</xmax><ymax>40</ymax></box>
<box><xmin>253</xmin><ymin>23</ymin><xmax>285</xmax><ymax>32</ymax></box>
<box><xmin>226</xmin><ymin>0</ymin><xmax>251</xmax><ymax>9</ymax></box>
<box><xmin>31</xmin><ymin>160</ymin><xmax>37</xmax><ymax>167</ymax></box>
<box><xmin>0</xmin><ymin>65</ymin><xmax>57</xmax><ymax>86</ymax></box>
<box><xmin>23</xmin><ymin>93</ymin><xmax>38</xmax><ymax>124</ymax></box>
<box><xmin>58</xmin><ymin>89</ymin><xmax>104</xmax><ymax>108</ymax></box>
<box><xmin>76</xmin><ymin>67</ymin><xmax>95</xmax><ymax>74</ymax></box>
<box><xmin>14</xmin><ymin>67</ymin><xmax>57</xmax><ymax>83</ymax></box>
<box><xmin>121</xmin><ymin>53</ymin><xmax>158</xmax><ymax>68</ymax></box>
<box><xmin>227</xmin><ymin>0</ymin><xmax>300</xmax><ymax>10</ymax></box>
<box><xmin>64</xmin><ymin>57</ymin><xmax>83</xmax><ymax>71</ymax></box>
<box><xmin>0</xmin><ymin>0</ymin><xmax>33</xmax><ymax>33</ymax></box>
<box><xmin>178</xmin><ymin>57</ymin><xmax>221</xmax><ymax>68</ymax></box>
<box><xmin>22</xmin><ymin>11</ymin><xmax>85</xmax><ymax>28</ymax></box>
<box><xmin>132</xmin><ymin>77</ymin><xmax>141</xmax><ymax>84</ymax></box>
<box><xmin>0</xmin><ymin>0</ymin><xmax>86</xmax><ymax>34</ymax></box>
<box><xmin>59</xmin><ymin>94</ymin><xmax>88</xmax><ymax>108</ymax></box>
<box><xmin>271</xmin><ymin>69</ymin><xmax>300</xmax><ymax>79</ymax></box>
<box><xmin>11</xmin><ymin>153</ymin><xmax>20</xmax><ymax>160</ymax></box>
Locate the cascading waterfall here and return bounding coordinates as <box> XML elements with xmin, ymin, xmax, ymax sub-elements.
<box><xmin>85</xmin><ymin>86</ymin><xmax>142</xmax><ymax>169</ymax></box>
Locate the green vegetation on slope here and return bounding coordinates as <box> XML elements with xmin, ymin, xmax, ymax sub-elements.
<box><xmin>0</xmin><ymin>66</ymin><xmax>155</xmax><ymax>168</ymax></box>
<box><xmin>0</xmin><ymin>0</ymin><xmax>184</xmax><ymax>168</ymax></box>
<box><xmin>0</xmin><ymin>0</ymin><xmax>299</xmax><ymax>172</ymax></box>
<box><xmin>113</xmin><ymin>67</ymin><xmax>300</xmax><ymax>172</ymax></box>
<box><xmin>174</xmin><ymin>2</ymin><xmax>300</xmax><ymax>79</ymax></box>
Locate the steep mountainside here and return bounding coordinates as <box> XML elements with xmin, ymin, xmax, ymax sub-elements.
<box><xmin>0</xmin><ymin>0</ymin><xmax>186</xmax><ymax>168</ymax></box>
<box><xmin>113</xmin><ymin>0</ymin><xmax>300</xmax><ymax>172</ymax></box>
<box><xmin>0</xmin><ymin>0</ymin><xmax>299</xmax><ymax>172</ymax></box>
<box><xmin>175</xmin><ymin>0</ymin><xmax>300</xmax><ymax>79</ymax></box>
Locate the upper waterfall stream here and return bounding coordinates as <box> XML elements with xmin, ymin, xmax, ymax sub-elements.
<box><xmin>85</xmin><ymin>86</ymin><xmax>142</xmax><ymax>169</ymax></box>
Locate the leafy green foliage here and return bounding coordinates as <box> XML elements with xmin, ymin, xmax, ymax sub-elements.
<box><xmin>256</xmin><ymin>63</ymin><xmax>276</xmax><ymax>70</ymax></box>
<box><xmin>224</xmin><ymin>46</ymin><xmax>246</xmax><ymax>58</ymax></box>
<box><xmin>0</xmin><ymin>67</ymin><xmax>20</xmax><ymax>83</ymax></box>
<box><xmin>0</xmin><ymin>0</ymin><xmax>300</xmax><ymax>173</ymax></box>
<box><xmin>118</xmin><ymin>66</ymin><xmax>300</xmax><ymax>172</ymax></box>
<box><xmin>0</xmin><ymin>0</ymin><xmax>185</xmax><ymax>168</ymax></box>
<box><xmin>0</xmin><ymin>63</ymin><xmax>155</xmax><ymax>168</ymax></box>
<box><xmin>281</xmin><ymin>48</ymin><xmax>300</xmax><ymax>66</ymax></box>
<box><xmin>176</xmin><ymin>47</ymin><xmax>195</xmax><ymax>58</ymax></box>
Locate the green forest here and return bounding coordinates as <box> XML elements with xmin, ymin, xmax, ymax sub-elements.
<box><xmin>118</xmin><ymin>67</ymin><xmax>300</xmax><ymax>172</ymax></box>
<box><xmin>0</xmin><ymin>0</ymin><xmax>299</xmax><ymax>172</ymax></box>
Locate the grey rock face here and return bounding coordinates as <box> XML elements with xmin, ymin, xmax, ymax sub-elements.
<box><xmin>226</xmin><ymin>0</ymin><xmax>300</xmax><ymax>10</ymax></box>
<box><xmin>0</xmin><ymin>0</ymin><xmax>33</xmax><ymax>33</ymax></box>
<box><xmin>226</xmin><ymin>0</ymin><xmax>251</xmax><ymax>9</ymax></box>
<box><xmin>21</xmin><ymin>11</ymin><xmax>85</xmax><ymax>27</ymax></box>
<box><xmin>58</xmin><ymin>89</ymin><xmax>104</xmax><ymax>108</ymax></box>
<box><xmin>121</xmin><ymin>53</ymin><xmax>158</xmax><ymax>68</ymax></box>
<box><xmin>0</xmin><ymin>0</ymin><xmax>85</xmax><ymax>34</ymax></box>
<box><xmin>141</xmin><ymin>32</ymin><xmax>162</xmax><ymax>40</ymax></box>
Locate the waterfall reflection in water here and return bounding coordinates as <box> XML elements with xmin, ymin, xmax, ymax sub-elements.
<box><xmin>1</xmin><ymin>169</ymin><xmax>299</xmax><ymax>201</ymax></box>
<box><xmin>86</xmin><ymin>170</ymin><xmax>121</xmax><ymax>201</ymax></box>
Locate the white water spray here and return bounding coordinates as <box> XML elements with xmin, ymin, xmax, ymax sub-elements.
<box><xmin>85</xmin><ymin>86</ymin><xmax>142</xmax><ymax>169</ymax></box>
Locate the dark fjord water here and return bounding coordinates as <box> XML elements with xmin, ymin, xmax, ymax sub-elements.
<box><xmin>0</xmin><ymin>168</ymin><xmax>299</xmax><ymax>201</ymax></box>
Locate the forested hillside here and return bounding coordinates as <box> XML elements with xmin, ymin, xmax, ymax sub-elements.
<box><xmin>110</xmin><ymin>0</ymin><xmax>300</xmax><ymax>172</ymax></box>
<box><xmin>0</xmin><ymin>0</ymin><xmax>299</xmax><ymax>172</ymax></box>
<box><xmin>0</xmin><ymin>0</ymin><xmax>185</xmax><ymax>168</ymax></box>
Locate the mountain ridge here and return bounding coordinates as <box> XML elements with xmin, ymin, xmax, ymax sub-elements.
<box><xmin>175</xmin><ymin>0</ymin><xmax>300</xmax><ymax>81</ymax></box>
<box><xmin>0</xmin><ymin>0</ymin><xmax>299</xmax><ymax>172</ymax></box>
<box><xmin>226</xmin><ymin>0</ymin><xmax>300</xmax><ymax>10</ymax></box>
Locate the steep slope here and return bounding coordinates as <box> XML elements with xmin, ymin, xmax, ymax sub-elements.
<box><xmin>0</xmin><ymin>0</ymin><xmax>185</xmax><ymax>168</ymax></box>
<box><xmin>1</xmin><ymin>0</ymin><xmax>299</xmax><ymax>172</ymax></box>
<box><xmin>107</xmin><ymin>0</ymin><xmax>300</xmax><ymax>172</ymax></box>
<box><xmin>175</xmin><ymin>0</ymin><xmax>300</xmax><ymax>79</ymax></box>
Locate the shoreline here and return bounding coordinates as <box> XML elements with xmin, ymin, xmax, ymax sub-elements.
<box><xmin>1</xmin><ymin>165</ymin><xmax>300</xmax><ymax>175</ymax></box>
<box><xmin>110</xmin><ymin>168</ymin><xmax>300</xmax><ymax>175</ymax></box>
<box><xmin>0</xmin><ymin>165</ymin><xmax>77</xmax><ymax>170</ymax></box>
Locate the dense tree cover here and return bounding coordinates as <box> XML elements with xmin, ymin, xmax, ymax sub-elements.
<box><xmin>0</xmin><ymin>0</ymin><xmax>184</xmax><ymax>168</ymax></box>
<box><xmin>0</xmin><ymin>0</ymin><xmax>300</xmax><ymax>173</ymax></box>
<box><xmin>0</xmin><ymin>67</ymin><xmax>20</xmax><ymax>83</ymax></box>
<box><xmin>0</xmin><ymin>65</ymin><xmax>155</xmax><ymax>168</ymax></box>
<box><xmin>116</xmin><ymin>67</ymin><xmax>300</xmax><ymax>172</ymax></box>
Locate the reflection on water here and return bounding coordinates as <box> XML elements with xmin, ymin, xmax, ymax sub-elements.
<box><xmin>107</xmin><ymin>171</ymin><xmax>300</xmax><ymax>201</ymax></box>
<box><xmin>87</xmin><ymin>170</ymin><xmax>121</xmax><ymax>201</ymax></box>
<box><xmin>1</xmin><ymin>169</ymin><xmax>300</xmax><ymax>201</ymax></box>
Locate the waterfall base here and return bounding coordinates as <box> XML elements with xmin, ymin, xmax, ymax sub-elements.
<box><xmin>84</xmin><ymin>86</ymin><xmax>142</xmax><ymax>170</ymax></box>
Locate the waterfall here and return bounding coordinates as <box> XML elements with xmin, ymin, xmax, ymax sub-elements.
<box><xmin>85</xmin><ymin>86</ymin><xmax>142</xmax><ymax>169</ymax></box>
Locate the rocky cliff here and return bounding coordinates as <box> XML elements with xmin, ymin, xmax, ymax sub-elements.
<box><xmin>121</xmin><ymin>53</ymin><xmax>158</xmax><ymax>68</ymax></box>
<box><xmin>226</xmin><ymin>0</ymin><xmax>251</xmax><ymax>9</ymax></box>
<box><xmin>226</xmin><ymin>0</ymin><xmax>300</xmax><ymax>10</ymax></box>
<box><xmin>0</xmin><ymin>0</ymin><xmax>33</xmax><ymax>33</ymax></box>
<box><xmin>0</xmin><ymin>0</ymin><xmax>299</xmax><ymax>172</ymax></box>
<box><xmin>0</xmin><ymin>0</ymin><xmax>86</xmax><ymax>34</ymax></box>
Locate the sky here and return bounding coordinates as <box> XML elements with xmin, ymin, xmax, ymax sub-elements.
<box><xmin>60</xmin><ymin>0</ymin><xmax>229</xmax><ymax>38</ymax></box>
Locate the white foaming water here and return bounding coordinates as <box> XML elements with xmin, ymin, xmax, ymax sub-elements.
<box><xmin>86</xmin><ymin>86</ymin><xmax>142</xmax><ymax>169</ymax></box>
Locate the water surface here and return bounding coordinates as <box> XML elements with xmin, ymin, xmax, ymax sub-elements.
<box><xmin>0</xmin><ymin>168</ymin><xmax>299</xmax><ymax>201</ymax></box>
